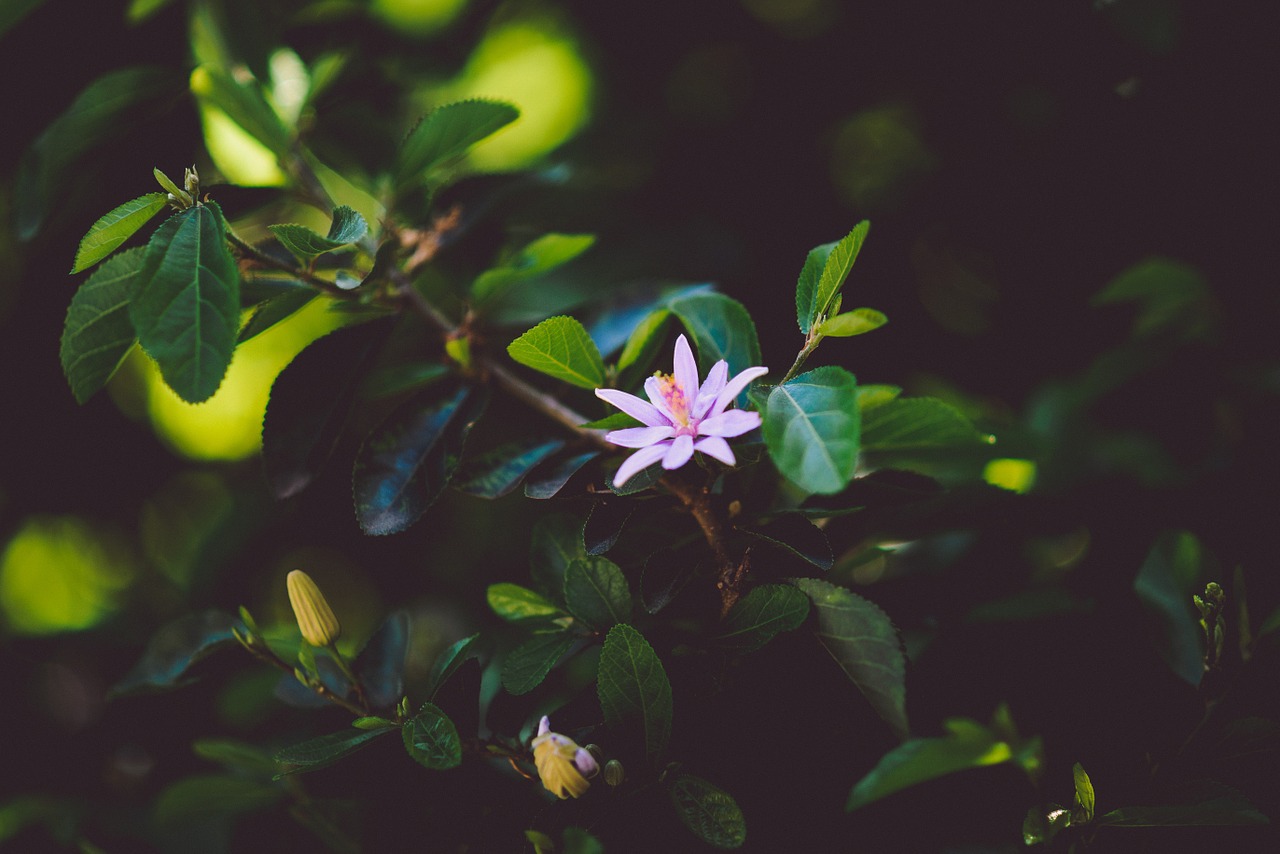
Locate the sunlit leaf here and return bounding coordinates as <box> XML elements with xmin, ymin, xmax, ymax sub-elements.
<box><xmin>472</xmin><ymin>233</ymin><xmax>596</xmax><ymax>306</ymax></box>
<box><xmin>397</xmin><ymin>99</ymin><xmax>520</xmax><ymax>187</ymax></box>
<box><xmin>764</xmin><ymin>367</ymin><xmax>860</xmax><ymax>495</ymax></box>
<box><xmin>129</xmin><ymin>203</ymin><xmax>240</xmax><ymax>403</ymax></box>
<box><xmin>352</xmin><ymin>384</ymin><xmax>487</xmax><ymax>535</ymax></box>
<box><xmin>818</xmin><ymin>308</ymin><xmax>887</xmax><ymax>338</ymax></box>
<box><xmin>717</xmin><ymin>584</ymin><xmax>810</xmax><ymax>652</ymax></box>
<box><xmin>564</xmin><ymin>556</ymin><xmax>632</xmax><ymax>631</ymax></box>
<box><xmin>597</xmin><ymin>624</ymin><xmax>672</xmax><ymax>765</ymax></box>
<box><xmin>791</xmin><ymin>578</ymin><xmax>907</xmax><ymax>739</ymax></box>
<box><xmin>669</xmin><ymin>774</ymin><xmax>746</xmax><ymax>849</ymax></box>
<box><xmin>190</xmin><ymin>64</ymin><xmax>293</xmax><ymax>156</ymax></box>
<box><xmin>274</xmin><ymin>728</ymin><xmax>392</xmax><ymax>777</ymax></box>
<box><xmin>487</xmin><ymin>583</ymin><xmax>564</xmax><ymax>621</ymax></box>
<box><xmin>61</xmin><ymin>247</ymin><xmax>143</xmax><ymax>404</ymax></box>
<box><xmin>502</xmin><ymin>631</ymin><xmax>577</xmax><ymax>695</ymax></box>
<box><xmin>269</xmin><ymin>205</ymin><xmax>368</xmax><ymax>260</ymax></box>
<box><xmin>453</xmin><ymin>438</ymin><xmax>565</xmax><ymax>498</ymax></box>
<box><xmin>71</xmin><ymin>193</ymin><xmax>168</xmax><ymax>273</ymax></box>
<box><xmin>507</xmin><ymin>316</ymin><xmax>606</xmax><ymax>390</ymax></box>
<box><xmin>1073</xmin><ymin>763</ymin><xmax>1095</xmax><ymax>823</ymax></box>
<box><xmin>402</xmin><ymin>702</ymin><xmax>462</xmax><ymax>769</ymax></box>
<box><xmin>111</xmin><ymin>610</ymin><xmax>242</xmax><ymax>697</ymax></box>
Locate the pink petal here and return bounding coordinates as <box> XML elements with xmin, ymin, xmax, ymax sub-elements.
<box><xmin>574</xmin><ymin>747</ymin><xmax>599</xmax><ymax>777</ymax></box>
<box><xmin>710</xmin><ymin>366</ymin><xmax>768</xmax><ymax>416</ymax></box>
<box><xmin>662</xmin><ymin>434</ymin><xmax>695</xmax><ymax>470</ymax></box>
<box><xmin>693</xmin><ymin>436</ymin><xmax>736</xmax><ymax>465</ymax></box>
<box><xmin>613</xmin><ymin>443</ymin><xmax>669</xmax><ymax>487</ymax></box>
<box><xmin>672</xmin><ymin>334</ymin><xmax>699</xmax><ymax>403</ymax></box>
<box><xmin>644</xmin><ymin>376</ymin><xmax>678</xmax><ymax>423</ymax></box>
<box><xmin>538</xmin><ymin>716</ymin><xmax>551</xmax><ymax>737</ymax></box>
<box><xmin>697</xmin><ymin>409</ymin><xmax>761</xmax><ymax>438</ymax></box>
<box><xmin>605</xmin><ymin>425</ymin><xmax>675</xmax><ymax>448</ymax></box>
<box><xmin>595</xmin><ymin>388</ymin><xmax>668</xmax><ymax>427</ymax></box>
<box><xmin>693</xmin><ymin>360</ymin><xmax>728</xmax><ymax>420</ymax></box>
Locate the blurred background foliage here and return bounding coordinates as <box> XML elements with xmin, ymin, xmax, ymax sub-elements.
<box><xmin>1</xmin><ymin>0</ymin><xmax>1278</xmax><ymax>851</ymax></box>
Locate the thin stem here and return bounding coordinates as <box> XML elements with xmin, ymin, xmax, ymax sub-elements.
<box><xmin>225</xmin><ymin>229</ymin><xmax>351</xmax><ymax>297</ymax></box>
<box><xmin>327</xmin><ymin>643</ymin><xmax>370</xmax><ymax>713</ymax></box>
<box><xmin>661</xmin><ymin>471</ymin><xmax>744</xmax><ymax>616</ymax></box>
<box><xmin>780</xmin><ymin>333</ymin><xmax>823</xmax><ymax>385</ymax></box>
<box><xmin>238</xmin><ymin>635</ymin><xmax>369</xmax><ymax>717</ymax></box>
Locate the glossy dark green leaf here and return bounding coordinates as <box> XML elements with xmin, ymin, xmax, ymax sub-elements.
<box><xmin>668</xmin><ymin>292</ymin><xmax>761</xmax><ymax>394</ymax></box>
<box><xmin>402</xmin><ymin>702</ymin><xmax>462</xmax><ymax>769</ymax></box>
<box><xmin>352</xmin><ymin>384</ymin><xmax>487</xmax><ymax>535</ymax></box>
<box><xmin>1134</xmin><ymin>531</ymin><xmax>1205</xmax><ymax>687</ymax></box>
<box><xmin>360</xmin><ymin>362</ymin><xmax>450</xmax><ymax>399</ymax></box>
<box><xmin>565</xmin><ymin>557</ymin><xmax>633</xmax><ymax>630</ymax></box>
<box><xmin>792</xmin><ymin>578</ymin><xmax>907</xmax><ymax>739</ymax></box>
<box><xmin>717</xmin><ymin>584</ymin><xmax>810</xmax><ymax>652</ymax></box>
<box><xmin>818</xmin><ymin>307</ymin><xmax>887</xmax><ymax>337</ymax></box>
<box><xmin>525</xmin><ymin>451</ymin><xmax>600</xmax><ymax>499</ymax></box>
<box><xmin>274</xmin><ymin>728</ymin><xmax>391</xmax><ymax>778</ymax></box>
<box><xmin>607</xmin><ymin>460</ymin><xmax>666</xmax><ymax>496</ymax></box>
<box><xmin>597</xmin><ymin>624</ymin><xmax>672</xmax><ymax>765</ymax></box>
<box><xmin>71</xmin><ymin>193</ymin><xmax>168</xmax><ymax>273</ymax></box>
<box><xmin>487</xmin><ymin>583</ymin><xmax>564</xmax><ymax>621</ymax></box>
<box><xmin>764</xmin><ymin>367</ymin><xmax>860</xmax><ymax>495</ymax></box>
<box><xmin>472</xmin><ymin>233</ymin><xmax>595</xmax><ymax>306</ymax></box>
<box><xmin>860</xmin><ymin>397</ymin><xmax>985</xmax><ymax>453</ymax></box>
<box><xmin>269</xmin><ymin>206</ymin><xmax>368</xmax><ymax>260</ymax></box>
<box><xmin>397</xmin><ymin>99</ymin><xmax>519</xmax><ymax>186</ymax></box>
<box><xmin>795</xmin><ymin>241</ymin><xmax>836</xmax><ymax>334</ymax></box>
<box><xmin>356</xmin><ymin>611</ymin><xmax>409</xmax><ymax>711</ymax></box>
<box><xmin>507</xmin><ymin>316</ymin><xmax>606</xmax><ymax>390</ymax></box>
<box><xmin>502</xmin><ymin>632</ymin><xmax>577</xmax><ymax>695</ymax></box>
<box><xmin>453</xmin><ymin>438</ymin><xmax>566</xmax><ymax>498</ymax></box>
<box><xmin>191</xmin><ymin>739</ymin><xmax>277</xmax><ymax>777</ymax></box>
<box><xmin>263</xmin><ymin>320</ymin><xmax>388</xmax><ymax>499</ymax></box>
<box><xmin>153</xmin><ymin>775</ymin><xmax>281</xmax><ymax>827</ymax></box>
<box><xmin>743</xmin><ymin>515</ymin><xmax>833</xmax><ymax>570</ymax></box>
<box><xmin>191</xmin><ymin>64</ymin><xmax>293</xmax><ymax>155</ymax></box>
<box><xmin>530</xmin><ymin>513</ymin><xmax>587</xmax><ymax>602</ymax></box>
<box><xmin>1096</xmin><ymin>793</ymin><xmax>1267</xmax><ymax>827</ymax></box>
<box><xmin>237</xmin><ymin>290</ymin><xmax>315</xmax><ymax>343</ymax></box>
<box><xmin>669</xmin><ymin>774</ymin><xmax>746</xmax><ymax>849</ymax></box>
<box><xmin>61</xmin><ymin>247</ymin><xmax>143</xmax><ymax>404</ymax></box>
<box><xmin>641</xmin><ymin>547</ymin><xmax>695</xmax><ymax>615</ymax></box>
<box><xmin>130</xmin><ymin>203</ymin><xmax>240</xmax><ymax>403</ymax></box>
<box><xmin>616</xmin><ymin>308</ymin><xmax>671</xmax><ymax>386</ymax></box>
<box><xmin>111</xmin><ymin>610</ymin><xmax>241</xmax><ymax>697</ymax></box>
<box><xmin>583</xmin><ymin>499</ymin><xmax>635</xmax><ymax>554</ymax></box>
<box><xmin>427</xmin><ymin>633</ymin><xmax>480</xmax><ymax>699</ymax></box>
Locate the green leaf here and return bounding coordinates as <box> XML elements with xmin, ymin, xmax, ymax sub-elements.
<box><xmin>111</xmin><ymin>610</ymin><xmax>241</xmax><ymax>697</ymax></box>
<box><xmin>453</xmin><ymin>438</ymin><xmax>566</xmax><ymax>498</ymax></box>
<box><xmin>796</xmin><ymin>241</ymin><xmax>836</xmax><ymax>334</ymax></box>
<box><xmin>846</xmin><ymin>718</ymin><xmax>1015</xmax><ymax>810</ymax></box>
<box><xmin>472</xmin><ymin>233</ymin><xmax>596</xmax><ymax>306</ymax></box>
<box><xmin>0</xmin><ymin>0</ymin><xmax>47</xmax><ymax>39</ymax></box>
<box><xmin>1023</xmin><ymin>804</ymin><xmax>1074</xmax><ymax>845</ymax></box>
<box><xmin>352</xmin><ymin>384</ymin><xmax>487</xmax><ymax>535</ymax></box>
<box><xmin>818</xmin><ymin>308</ymin><xmax>887</xmax><ymax>338</ymax></box>
<box><xmin>530</xmin><ymin>513</ymin><xmax>587</xmax><ymax>603</ymax></box>
<box><xmin>274</xmin><ymin>728</ymin><xmax>392</xmax><ymax>777</ymax></box>
<box><xmin>237</xmin><ymin>290</ymin><xmax>315</xmax><ymax>343</ymax></box>
<box><xmin>667</xmin><ymin>292</ymin><xmax>762</xmax><ymax>389</ymax></box>
<box><xmin>597</xmin><ymin>624</ymin><xmax>673</xmax><ymax>765</ymax></box>
<box><xmin>129</xmin><ymin>203</ymin><xmax>240</xmax><ymax>403</ymax></box>
<box><xmin>360</xmin><ymin>362</ymin><xmax>450</xmax><ymax>399</ymax></box>
<box><xmin>791</xmin><ymin>578</ymin><xmax>907</xmax><ymax>739</ymax></box>
<box><xmin>764</xmin><ymin>367</ymin><xmax>860</xmax><ymax>495</ymax></box>
<box><xmin>356</xmin><ymin>611</ymin><xmax>409</xmax><ymax>710</ymax></box>
<box><xmin>507</xmin><ymin>316</ymin><xmax>606</xmax><ymax>389</ymax></box>
<box><xmin>190</xmin><ymin>64</ymin><xmax>293</xmax><ymax>156</ymax></box>
<box><xmin>402</xmin><ymin>702</ymin><xmax>462</xmax><ymax>769</ymax></box>
<box><xmin>127</xmin><ymin>0</ymin><xmax>176</xmax><ymax>24</ymax></box>
<box><xmin>60</xmin><ymin>247</ymin><xmax>143</xmax><ymax>404</ymax></box>
<box><xmin>502</xmin><ymin>631</ymin><xmax>577</xmax><ymax>695</ymax></box>
<box><xmin>152</xmin><ymin>168</ymin><xmax>190</xmax><ymax>206</ymax></box>
<box><xmin>716</xmin><ymin>584</ymin><xmax>810</xmax><ymax>652</ymax></box>
<box><xmin>397</xmin><ymin>99</ymin><xmax>519</xmax><ymax>186</ymax></box>
<box><xmin>860</xmin><ymin>397</ymin><xmax>985</xmax><ymax>453</ymax></box>
<box><xmin>1073</xmin><ymin>763</ymin><xmax>1095</xmax><ymax>823</ymax></box>
<box><xmin>427</xmin><ymin>633</ymin><xmax>480</xmax><ymax>699</ymax></box>
<box><xmin>153</xmin><ymin>775</ymin><xmax>281</xmax><ymax>827</ymax></box>
<box><xmin>269</xmin><ymin>206</ymin><xmax>368</xmax><ymax>260</ymax></box>
<box><xmin>1096</xmin><ymin>794</ymin><xmax>1268</xmax><ymax>827</ymax></box>
<box><xmin>71</xmin><ymin>193</ymin><xmax>168</xmax><ymax>273</ymax></box>
<box><xmin>669</xmin><ymin>774</ymin><xmax>746</xmax><ymax>849</ymax></box>
<box><xmin>812</xmin><ymin>221</ymin><xmax>870</xmax><ymax>329</ymax></box>
<box><xmin>616</xmin><ymin>308</ymin><xmax>671</xmax><ymax>387</ymax></box>
<box><xmin>580</xmin><ymin>412</ymin><xmax>643</xmax><ymax>431</ymax></box>
<box><xmin>352</xmin><ymin>716</ymin><xmax>397</xmax><ymax>731</ymax></box>
<box><xmin>743</xmin><ymin>515</ymin><xmax>833</xmax><ymax>570</ymax></box>
<box><xmin>191</xmin><ymin>739</ymin><xmax>277</xmax><ymax>777</ymax></box>
<box><xmin>1134</xmin><ymin>531</ymin><xmax>1206</xmax><ymax>687</ymax></box>
<box><xmin>1093</xmin><ymin>257</ymin><xmax>1215</xmax><ymax>340</ymax></box>
<box><xmin>525</xmin><ymin>450</ymin><xmax>600</xmax><ymax>499</ymax></box>
<box><xmin>564</xmin><ymin>557</ymin><xmax>633</xmax><ymax>631</ymax></box>
<box><xmin>487</xmin><ymin>583</ymin><xmax>564</xmax><ymax>621</ymax></box>
<box><xmin>561</xmin><ymin>827</ymin><xmax>605</xmax><ymax>854</ymax></box>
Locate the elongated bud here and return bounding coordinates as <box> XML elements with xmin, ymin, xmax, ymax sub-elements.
<box><xmin>287</xmin><ymin>570</ymin><xmax>341</xmax><ymax>647</ymax></box>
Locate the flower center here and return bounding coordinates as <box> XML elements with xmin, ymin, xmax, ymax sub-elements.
<box><xmin>655</xmin><ymin>373</ymin><xmax>693</xmax><ymax>428</ymax></box>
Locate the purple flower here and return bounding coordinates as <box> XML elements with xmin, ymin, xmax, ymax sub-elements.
<box><xmin>595</xmin><ymin>334</ymin><xmax>767</xmax><ymax>487</ymax></box>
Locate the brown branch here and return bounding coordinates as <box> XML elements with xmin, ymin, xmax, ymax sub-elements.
<box><xmin>661</xmin><ymin>472</ymin><xmax>745</xmax><ymax>616</ymax></box>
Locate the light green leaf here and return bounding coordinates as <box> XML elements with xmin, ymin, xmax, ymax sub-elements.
<box><xmin>71</xmin><ymin>193</ymin><xmax>168</xmax><ymax>273</ymax></box>
<box><xmin>402</xmin><ymin>702</ymin><xmax>462</xmax><ymax>769</ymax></box>
<box><xmin>597</xmin><ymin>624</ymin><xmax>673</xmax><ymax>765</ymax></box>
<box><xmin>190</xmin><ymin>64</ymin><xmax>293</xmax><ymax>156</ymax></box>
<box><xmin>564</xmin><ymin>556</ymin><xmax>633</xmax><ymax>630</ymax></box>
<box><xmin>818</xmin><ymin>308</ymin><xmax>887</xmax><ymax>338</ymax></box>
<box><xmin>860</xmin><ymin>397</ymin><xmax>985</xmax><ymax>453</ymax></box>
<box><xmin>1073</xmin><ymin>762</ymin><xmax>1095</xmax><ymax>822</ymax></box>
<box><xmin>764</xmin><ymin>367</ymin><xmax>860</xmax><ymax>495</ymax></box>
<box><xmin>667</xmin><ymin>292</ymin><xmax>761</xmax><ymax>384</ymax></box>
<box><xmin>397</xmin><ymin>99</ymin><xmax>519</xmax><ymax>186</ymax></box>
<box><xmin>813</xmin><ymin>221</ymin><xmax>870</xmax><ymax>327</ymax></box>
<box><xmin>716</xmin><ymin>584</ymin><xmax>810</xmax><ymax>652</ymax></box>
<box><xmin>472</xmin><ymin>233</ymin><xmax>596</xmax><ymax>305</ymax></box>
<box><xmin>129</xmin><ymin>203</ymin><xmax>240</xmax><ymax>403</ymax></box>
<box><xmin>274</xmin><ymin>728</ymin><xmax>392</xmax><ymax>777</ymax></box>
<box><xmin>269</xmin><ymin>205</ymin><xmax>368</xmax><ymax>260</ymax></box>
<box><xmin>792</xmin><ymin>578</ymin><xmax>907</xmax><ymax>739</ymax></box>
<box><xmin>152</xmin><ymin>168</ymin><xmax>190</xmax><ymax>206</ymax></box>
<box><xmin>502</xmin><ymin>631</ymin><xmax>577</xmax><ymax>695</ymax></box>
<box><xmin>61</xmin><ymin>247</ymin><xmax>143</xmax><ymax>404</ymax></box>
<box><xmin>507</xmin><ymin>316</ymin><xmax>606</xmax><ymax>390</ymax></box>
<box><xmin>487</xmin><ymin>583</ymin><xmax>563</xmax><ymax>622</ymax></box>
<box><xmin>669</xmin><ymin>774</ymin><xmax>746</xmax><ymax>849</ymax></box>
<box><xmin>795</xmin><ymin>241</ymin><xmax>836</xmax><ymax>334</ymax></box>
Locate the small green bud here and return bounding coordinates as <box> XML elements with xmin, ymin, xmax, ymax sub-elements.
<box><xmin>604</xmin><ymin>759</ymin><xmax>624</xmax><ymax>787</ymax></box>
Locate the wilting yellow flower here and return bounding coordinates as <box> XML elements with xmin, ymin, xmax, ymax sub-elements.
<box><xmin>286</xmin><ymin>570</ymin><xmax>341</xmax><ymax>647</ymax></box>
<box><xmin>532</xmin><ymin>716</ymin><xmax>599</xmax><ymax>799</ymax></box>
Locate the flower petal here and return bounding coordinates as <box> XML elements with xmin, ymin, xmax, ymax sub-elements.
<box><xmin>644</xmin><ymin>376</ymin><xmax>678</xmax><ymax>423</ymax></box>
<box><xmin>605</xmin><ymin>425</ymin><xmax>675</xmax><ymax>448</ymax></box>
<box><xmin>595</xmin><ymin>388</ymin><xmax>668</xmax><ymax>427</ymax></box>
<box><xmin>574</xmin><ymin>747</ymin><xmax>599</xmax><ymax>777</ymax></box>
<box><xmin>694</xmin><ymin>435</ymin><xmax>736</xmax><ymax>465</ymax></box>
<box><xmin>693</xmin><ymin>360</ymin><xmax>728</xmax><ymax>420</ymax></box>
<box><xmin>672</xmin><ymin>334</ymin><xmax>699</xmax><ymax>403</ymax></box>
<box><xmin>613</xmin><ymin>443</ymin><xmax>670</xmax><ymax>487</ymax></box>
<box><xmin>537</xmin><ymin>716</ymin><xmax>551</xmax><ymax>737</ymax></box>
<box><xmin>662</xmin><ymin>434</ymin><xmax>695</xmax><ymax>470</ymax></box>
<box><xmin>710</xmin><ymin>366</ymin><xmax>769</xmax><ymax>416</ymax></box>
<box><xmin>697</xmin><ymin>409</ymin><xmax>761</xmax><ymax>438</ymax></box>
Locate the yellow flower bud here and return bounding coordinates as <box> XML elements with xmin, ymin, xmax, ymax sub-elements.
<box><xmin>286</xmin><ymin>570</ymin><xmax>341</xmax><ymax>647</ymax></box>
<box><xmin>532</xmin><ymin>716</ymin><xmax>598</xmax><ymax>799</ymax></box>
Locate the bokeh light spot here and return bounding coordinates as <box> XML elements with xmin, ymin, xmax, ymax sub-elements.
<box><xmin>984</xmin><ymin>458</ymin><xmax>1037</xmax><ymax>493</ymax></box>
<box><xmin>371</xmin><ymin>0</ymin><xmax>468</xmax><ymax>36</ymax></box>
